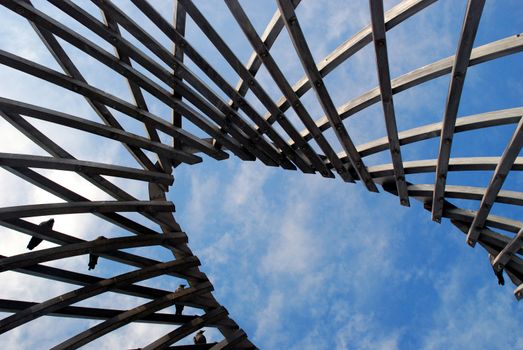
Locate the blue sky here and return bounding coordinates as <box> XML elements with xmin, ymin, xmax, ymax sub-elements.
<box><xmin>0</xmin><ymin>0</ymin><xmax>523</xmax><ymax>349</ymax></box>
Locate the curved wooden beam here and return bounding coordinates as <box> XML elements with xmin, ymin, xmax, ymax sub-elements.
<box><xmin>0</xmin><ymin>257</ymin><xmax>199</xmax><ymax>333</ymax></box>
<box><xmin>0</xmin><ymin>232</ymin><xmax>186</xmax><ymax>273</ymax></box>
<box><xmin>0</xmin><ymin>153</ymin><xmax>173</xmax><ymax>185</ymax></box>
<box><xmin>295</xmin><ymin>34</ymin><xmax>523</xmax><ymax>143</ymax></box>
<box><xmin>51</xmin><ymin>282</ymin><xmax>213</xmax><ymax>350</ymax></box>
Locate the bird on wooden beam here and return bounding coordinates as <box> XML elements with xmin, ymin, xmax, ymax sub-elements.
<box><xmin>193</xmin><ymin>329</ymin><xmax>206</xmax><ymax>344</ymax></box>
<box><xmin>27</xmin><ymin>218</ymin><xmax>54</xmax><ymax>250</ymax></box>
<box><xmin>175</xmin><ymin>284</ymin><xmax>186</xmax><ymax>315</ymax></box>
<box><xmin>88</xmin><ymin>236</ymin><xmax>107</xmax><ymax>270</ymax></box>
<box><xmin>489</xmin><ymin>253</ymin><xmax>505</xmax><ymax>286</ymax></box>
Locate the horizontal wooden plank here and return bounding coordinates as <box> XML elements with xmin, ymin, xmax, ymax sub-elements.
<box><xmin>0</xmin><ymin>153</ymin><xmax>173</xmax><ymax>185</ymax></box>
<box><xmin>0</xmin><ymin>257</ymin><xmax>199</xmax><ymax>333</ymax></box>
<box><xmin>296</xmin><ymin>34</ymin><xmax>523</xmax><ymax>143</ymax></box>
<box><xmin>0</xmin><ymin>200</ymin><xmax>175</xmax><ymax>220</ymax></box>
<box><xmin>0</xmin><ymin>232</ymin><xmax>186</xmax><ymax>273</ymax></box>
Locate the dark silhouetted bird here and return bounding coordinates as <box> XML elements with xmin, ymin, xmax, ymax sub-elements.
<box><xmin>489</xmin><ymin>253</ymin><xmax>505</xmax><ymax>286</ymax></box>
<box><xmin>493</xmin><ymin>266</ymin><xmax>505</xmax><ymax>286</ymax></box>
<box><xmin>175</xmin><ymin>284</ymin><xmax>186</xmax><ymax>315</ymax></box>
<box><xmin>88</xmin><ymin>236</ymin><xmax>107</xmax><ymax>270</ymax></box>
<box><xmin>193</xmin><ymin>330</ymin><xmax>206</xmax><ymax>344</ymax></box>
<box><xmin>27</xmin><ymin>218</ymin><xmax>54</xmax><ymax>250</ymax></box>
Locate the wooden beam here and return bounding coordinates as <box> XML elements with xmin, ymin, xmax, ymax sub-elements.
<box><xmin>225</xmin><ymin>0</ymin><xmax>347</xmax><ymax>180</ymax></box>
<box><xmin>0</xmin><ymin>49</ymin><xmax>225</xmax><ymax>160</ymax></box>
<box><xmin>0</xmin><ymin>299</ymin><xmax>190</xmax><ymax>325</ymax></box>
<box><xmin>0</xmin><ymin>258</ymin><xmax>199</xmax><ymax>333</ymax></box>
<box><xmin>431</xmin><ymin>0</ymin><xmax>485</xmax><ymax>222</ymax></box>
<box><xmin>0</xmin><ymin>200</ymin><xmax>175</xmax><ymax>221</ymax></box>
<box><xmin>0</xmin><ymin>153</ymin><xmax>173</xmax><ymax>185</ymax></box>
<box><xmin>3</xmin><ymin>166</ymin><xmax>168</xmax><ymax>236</ymax></box>
<box><xmin>173</xmin><ymin>0</ymin><xmax>322</xmax><ymax>174</ymax></box>
<box><xmin>266</xmin><ymin>0</ymin><xmax>437</xmax><ymax>125</ymax></box>
<box><xmin>333</xmin><ymin>108</ymin><xmax>522</xmax><ymax>163</ymax></box>
<box><xmin>276</xmin><ymin>0</ymin><xmax>378</xmax><ymax>191</ymax></box>
<box><xmin>466</xmin><ymin>115</ymin><xmax>523</xmax><ymax>246</ymax></box>
<box><xmin>444</xmin><ymin>207</ymin><xmax>523</xmax><ymax>234</ymax></box>
<box><xmin>142</xmin><ymin>307</ymin><xmax>229</xmax><ymax>350</ymax></box>
<box><xmin>0</xmin><ymin>254</ymin><xmax>196</xmax><ymax>300</ymax></box>
<box><xmin>172</xmin><ymin>0</ymin><xmax>186</xmax><ymax>145</ymax></box>
<box><xmin>0</xmin><ymin>219</ymin><xmax>205</xmax><ymax>282</ymax></box>
<box><xmin>209</xmin><ymin>329</ymin><xmax>247</xmax><ymax>350</ymax></box>
<box><xmin>28</xmin><ymin>17</ymin><xmax>160</xmax><ymax>172</ymax></box>
<box><xmin>100</xmin><ymin>7</ymin><xmax>172</xmax><ymax>172</ymax></box>
<box><xmin>90</xmin><ymin>0</ymin><xmax>292</xmax><ymax>169</ymax></box>
<box><xmin>129</xmin><ymin>0</ymin><xmax>310</xmax><ymax>172</ymax></box>
<box><xmin>492</xmin><ymin>226</ymin><xmax>523</xmax><ymax>272</ymax></box>
<box><xmin>230</xmin><ymin>0</ymin><xmax>301</xmax><ymax>105</ymax></box>
<box><xmin>297</xmin><ymin>33</ymin><xmax>523</xmax><ymax>143</ymax></box>
<box><xmin>49</xmin><ymin>0</ymin><xmax>253</xmax><ymax>163</ymax></box>
<box><xmin>368</xmin><ymin>157</ymin><xmax>523</xmax><ymax>179</ymax></box>
<box><xmin>369</xmin><ymin>0</ymin><xmax>409</xmax><ymax>204</ymax></box>
<box><xmin>404</xmin><ymin>184</ymin><xmax>523</xmax><ymax>207</ymax></box>
<box><xmin>0</xmin><ymin>97</ymin><xmax>201</xmax><ymax>164</ymax></box>
<box><xmin>51</xmin><ymin>282</ymin><xmax>213</xmax><ymax>350</ymax></box>
<box><xmin>0</xmin><ymin>232</ymin><xmax>186</xmax><ymax>273</ymax></box>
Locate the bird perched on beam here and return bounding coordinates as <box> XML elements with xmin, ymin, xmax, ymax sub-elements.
<box><xmin>88</xmin><ymin>236</ymin><xmax>107</xmax><ymax>270</ymax></box>
<box><xmin>175</xmin><ymin>284</ymin><xmax>186</xmax><ymax>315</ymax></box>
<box><xmin>27</xmin><ymin>218</ymin><xmax>54</xmax><ymax>250</ymax></box>
<box><xmin>489</xmin><ymin>253</ymin><xmax>505</xmax><ymax>286</ymax></box>
<box><xmin>193</xmin><ymin>330</ymin><xmax>206</xmax><ymax>344</ymax></box>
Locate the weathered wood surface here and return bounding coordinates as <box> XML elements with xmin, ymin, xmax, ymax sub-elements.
<box><xmin>0</xmin><ymin>0</ymin><xmax>522</xmax><ymax>348</ymax></box>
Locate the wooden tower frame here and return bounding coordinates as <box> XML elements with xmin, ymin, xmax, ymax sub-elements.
<box><xmin>0</xmin><ymin>0</ymin><xmax>522</xmax><ymax>348</ymax></box>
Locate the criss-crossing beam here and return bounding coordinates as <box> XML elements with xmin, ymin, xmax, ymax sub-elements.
<box><xmin>369</xmin><ymin>0</ymin><xmax>409</xmax><ymax>205</ymax></box>
<box><xmin>431</xmin><ymin>0</ymin><xmax>485</xmax><ymax>222</ymax></box>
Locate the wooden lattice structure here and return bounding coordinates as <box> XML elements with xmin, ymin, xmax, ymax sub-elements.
<box><xmin>0</xmin><ymin>0</ymin><xmax>522</xmax><ymax>348</ymax></box>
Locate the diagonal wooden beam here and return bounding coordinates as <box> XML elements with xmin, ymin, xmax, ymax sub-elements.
<box><xmin>225</xmin><ymin>0</ymin><xmax>350</xmax><ymax>181</ymax></box>
<box><xmin>431</xmin><ymin>0</ymin><xmax>485</xmax><ymax>222</ymax></box>
<box><xmin>492</xmin><ymin>226</ymin><xmax>523</xmax><ymax>273</ymax></box>
<box><xmin>0</xmin><ymin>299</ymin><xmax>190</xmax><ymax>325</ymax></box>
<box><xmin>297</xmin><ymin>33</ymin><xmax>523</xmax><ymax>144</ymax></box>
<box><xmin>2</xmin><ymin>164</ymin><xmax>172</xmax><ymax>235</ymax></box>
<box><xmin>46</xmin><ymin>0</ymin><xmax>252</xmax><ymax>162</ymax></box>
<box><xmin>368</xmin><ymin>156</ymin><xmax>523</xmax><ymax>180</ymax></box>
<box><xmin>0</xmin><ymin>257</ymin><xmax>198</xmax><ymax>333</ymax></box>
<box><xmin>0</xmin><ymin>49</ymin><xmax>225</xmax><ymax>160</ymax></box>
<box><xmin>0</xmin><ymin>153</ymin><xmax>173</xmax><ymax>185</ymax></box>
<box><xmin>128</xmin><ymin>0</ymin><xmax>309</xmax><ymax>172</ymax></box>
<box><xmin>51</xmin><ymin>282</ymin><xmax>213</xmax><ymax>350</ymax></box>
<box><xmin>332</xmin><ymin>108</ymin><xmax>523</xmax><ymax>164</ymax></box>
<box><xmin>142</xmin><ymin>307</ymin><xmax>229</xmax><ymax>350</ymax></box>
<box><xmin>466</xmin><ymin>115</ymin><xmax>523</xmax><ymax>246</ymax></box>
<box><xmin>0</xmin><ymin>109</ymin><xmax>182</xmax><ymax>224</ymax></box>
<box><xmin>0</xmin><ymin>201</ymin><xmax>175</xmax><ymax>221</ymax></box>
<box><xmin>0</xmin><ymin>97</ymin><xmax>200</xmax><ymax>164</ymax></box>
<box><xmin>209</xmin><ymin>329</ymin><xmax>247</xmax><ymax>350</ymax></box>
<box><xmin>25</xmin><ymin>10</ymin><xmax>160</xmax><ymax>172</ymax></box>
<box><xmin>172</xmin><ymin>0</ymin><xmax>186</xmax><ymax>144</ymax></box>
<box><xmin>229</xmin><ymin>0</ymin><xmax>301</xmax><ymax>107</ymax></box>
<box><xmin>0</xmin><ymin>219</ymin><xmax>205</xmax><ymax>281</ymax></box>
<box><xmin>0</xmin><ymin>232</ymin><xmax>186</xmax><ymax>273</ymax></box>
<box><xmin>172</xmin><ymin>0</ymin><xmax>334</xmax><ymax>176</ymax></box>
<box><xmin>99</xmin><ymin>7</ymin><xmax>172</xmax><ymax>172</ymax></box>
<box><xmin>89</xmin><ymin>0</ymin><xmax>287</xmax><ymax>168</ymax></box>
<box><xmin>173</xmin><ymin>0</ymin><xmax>325</xmax><ymax>174</ymax></box>
<box><xmin>276</xmin><ymin>0</ymin><xmax>378</xmax><ymax>191</ymax></box>
<box><xmin>369</xmin><ymin>0</ymin><xmax>409</xmax><ymax>205</ymax></box>
<box><xmin>270</xmin><ymin>0</ymin><xmax>437</xmax><ymax>127</ymax></box>
<box><xmin>2</xmin><ymin>0</ymin><xmax>232</xmax><ymax>160</ymax></box>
